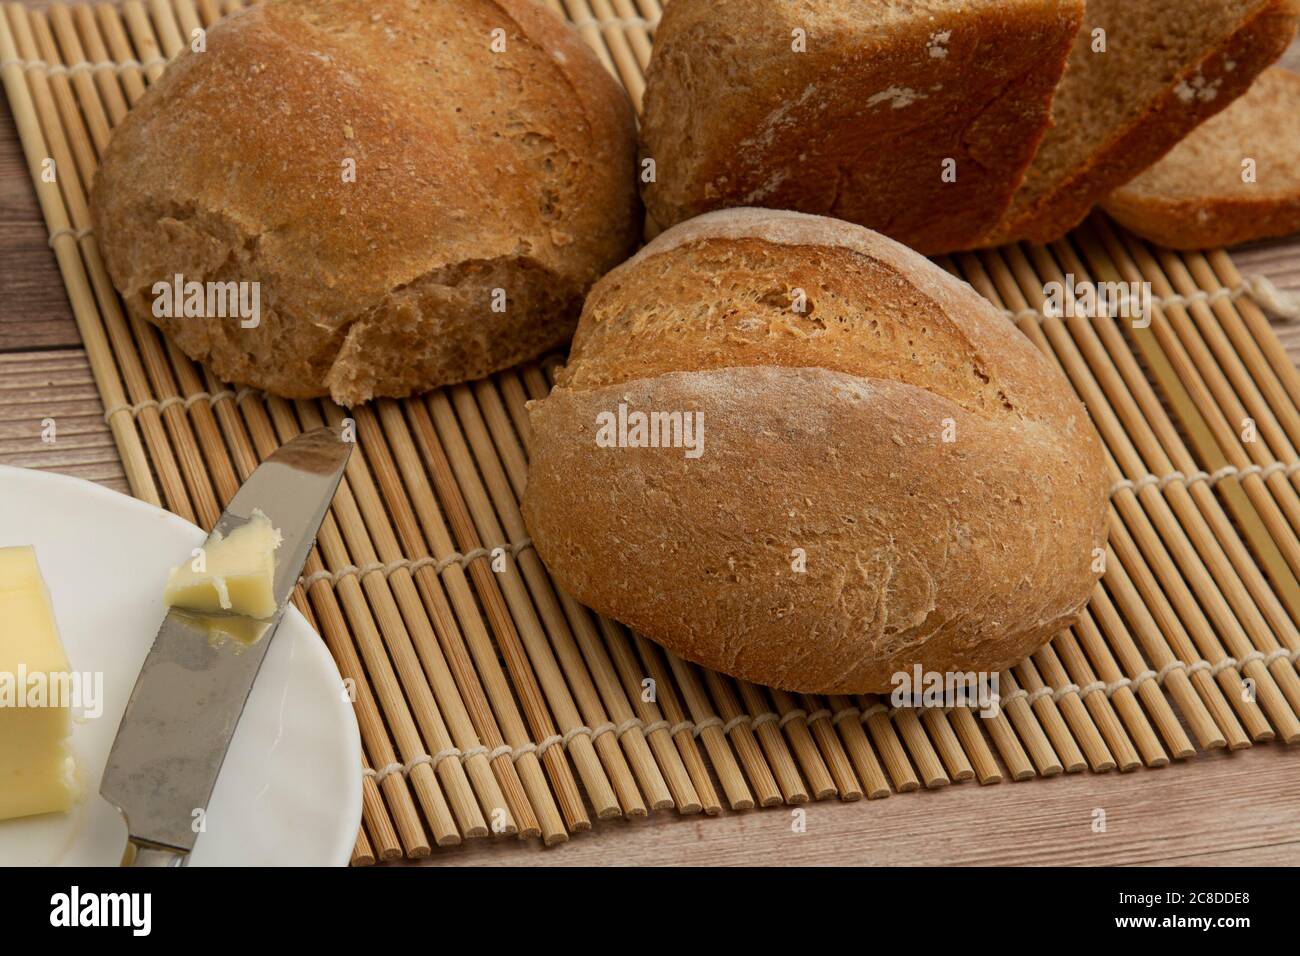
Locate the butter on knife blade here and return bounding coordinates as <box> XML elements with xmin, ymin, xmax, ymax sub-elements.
<box><xmin>162</xmin><ymin>509</ymin><xmax>282</xmax><ymax>620</ymax></box>
<box><xmin>102</xmin><ymin>426</ymin><xmax>351</xmax><ymax>865</ymax></box>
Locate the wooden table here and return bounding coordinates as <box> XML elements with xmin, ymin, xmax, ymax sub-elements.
<box><xmin>3</xmin><ymin>23</ymin><xmax>1299</xmax><ymax>867</ymax></box>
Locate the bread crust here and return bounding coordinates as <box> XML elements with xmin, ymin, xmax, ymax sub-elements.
<box><xmin>638</xmin><ymin>0</ymin><xmax>1083</xmax><ymax>254</ymax></box>
<box><xmin>524</xmin><ymin>209</ymin><xmax>1109</xmax><ymax>694</ymax></box>
<box><xmin>1103</xmin><ymin>67</ymin><xmax>1300</xmax><ymax>248</ymax></box>
<box><xmin>90</xmin><ymin>0</ymin><xmax>640</xmax><ymax>405</ymax></box>
<box><xmin>983</xmin><ymin>0</ymin><xmax>1299</xmax><ymax>246</ymax></box>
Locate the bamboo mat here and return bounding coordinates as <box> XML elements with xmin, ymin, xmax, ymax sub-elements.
<box><xmin>3</xmin><ymin>0</ymin><xmax>1300</xmax><ymax>867</ymax></box>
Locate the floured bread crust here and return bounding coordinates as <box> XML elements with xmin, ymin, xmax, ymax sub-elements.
<box><xmin>90</xmin><ymin>0</ymin><xmax>640</xmax><ymax>406</ymax></box>
<box><xmin>523</xmin><ymin>209</ymin><xmax>1109</xmax><ymax>694</ymax></box>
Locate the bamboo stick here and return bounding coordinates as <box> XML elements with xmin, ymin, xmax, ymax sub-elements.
<box><xmin>590</xmin><ymin>616</ymin><xmax>696</xmax><ymax>811</ymax></box>
<box><xmin>1008</xmin><ymin>655</ymin><xmax>1092</xmax><ymax>775</ymax></box>
<box><xmin>461</xmin><ymin>378</ymin><xmax>670</xmax><ymax>815</ymax></box>
<box><xmin>30</xmin><ymin>11</ymin><xmax>96</xmax><ymax>186</ymax></box>
<box><xmin>292</xmin><ymin>564</ymin><xmax>397</xmax><ymax>862</ymax></box>
<box><xmin>94</xmin><ymin>4</ymin><xmax>146</xmax><ymax>103</ymax></box>
<box><xmin>1061</xmin><ymin>228</ymin><xmax>1300</xmax><ymax>738</ymax></box>
<box><xmin>258</xmin><ymin>399</ymin><xmax>462</xmax><ymax>847</ymax></box>
<box><xmin>359</xmin><ymin>753</ymin><xmax>402</xmax><ymax>863</ymax></box>
<box><xmin>797</xmin><ymin>694</ymin><xmax>865</xmax><ymax>798</ymax></box>
<box><xmin>296</xmin><ymin>402</ymin><xmax>494</xmax><ymax>840</ymax></box>
<box><xmin>386</xmin><ymin>440</ymin><xmax>571</xmax><ymax>845</ymax></box>
<box><xmin>345</xmin><ymin>404</ymin><xmax>538</xmax><ymax>837</ymax></box>
<box><xmin>492</xmin><ymin>369</ymin><xmax>534</xmax><ymax>455</ymax></box>
<box><xmin>859</xmin><ymin>696</ymin><xmax>924</xmax><ymax>791</ymax></box>
<box><xmin>998</xmin><ymin>670</ymin><xmax>1065</xmax><ymax>776</ymax></box>
<box><xmin>1055</xmin><ymin>626</ymin><xmax>1141</xmax><ymax>772</ymax></box>
<box><xmin>704</xmin><ymin>671</ymin><xmax>788</xmax><ymax>805</ymax></box>
<box><xmin>946</xmin><ymin>707</ymin><xmax>1004</xmax><ymax>785</ymax></box>
<box><xmin>1086</xmin><ymin>584</ymin><xmax>1187</xmax><ymax>762</ymax></box>
<box><xmin>1207</xmin><ymin>248</ymin><xmax>1300</xmax><ymax>409</ymax></box>
<box><xmin>424</xmin><ymin>389</ymin><xmax>631</xmax><ymax>820</ymax></box>
<box><xmin>1083</xmin><ymin>222</ymin><xmax>1300</xmax><ymax>577</ymax></box>
<box><xmin>740</xmin><ymin>683</ymin><xmax>823</xmax><ymax>802</ymax></box>
<box><xmin>892</xmin><ymin>708</ymin><xmax>950</xmax><ymax>788</ymax></box>
<box><xmin>0</xmin><ymin>5</ymin><xmax>161</xmax><ymax>505</ymax></box>
<box><xmin>65</xmin><ymin>5</ymin><xmax>129</xmax><ymax>129</ymax></box>
<box><xmin>969</xmin><ymin>244</ymin><xmax>1286</xmax><ymax>741</ymax></box>
<box><xmin>599</xmin><ymin>618</ymin><xmax>703</xmax><ymax>811</ymax></box>
<box><xmin>630</xmin><ymin>635</ymin><xmax>727</xmax><ymax>813</ymax></box>
<box><xmin>401</xmin><ymin>399</ymin><xmax>583</xmax><ymax>839</ymax></box>
<box><xmin>917</xmin><ymin>707</ymin><xmax>975</xmax><ymax>783</ymax></box>
<box><xmin>564</xmin><ymin>0</ymin><xmax>648</xmax><ymax>106</ymax></box>
<box><xmin>1065</xmin><ymin>229</ymin><xmax>1300</xmax><ymax>630</ymax></box>
<box><xmin>660</xmin><ymin>648</ymin><xmax>758</xmax><ymax>809</ymax></box>
<box><xmin>826</xmin><ymin>696</ymin><xmax>893</xmax><ymax>797</ymax></box>
<box><xmin>350</xmin><ymin>824</ymin><xmax>374</xmax><ymax>868</ymax></box>
<box><xmin>1100</xmin><ymin>549</ymin><xmax>1231</xmax><ymax>750</ymax></box>
<box><xmin>608</xmin><ymin>0</ymin><xmax>655</xmax><ymax>70</ymax></box>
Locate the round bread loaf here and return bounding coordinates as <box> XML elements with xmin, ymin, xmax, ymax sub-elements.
<box><xmin>90</xmin><ymin>0</ymin><xmax>640</xmax><ymax>406</ymax></box>
<box><xmin>523</xmin><ymin>208</ymin><xmax>1109</xmax><ymax>694</ymax></box>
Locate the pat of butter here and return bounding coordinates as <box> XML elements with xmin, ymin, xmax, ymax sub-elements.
<box><xmin>0</xmin><ymin>546</ymin><xmax>79</xmax><ymax>822</ymax></box>
<box><xmin>164</xmin><ymin>509</ymin><xmax>283</xmax><ymax>620</ymax></box>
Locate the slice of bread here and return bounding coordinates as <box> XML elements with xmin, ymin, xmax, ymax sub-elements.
<box><xmin>1102</xmin><ymin>67</ymin><xmax>1300</xmax><ymax>248</ymax></box>
<box><xmin>982</xmin><ymin>0</ymin><xmax>1300</xmax><ymax>246</ymax></box>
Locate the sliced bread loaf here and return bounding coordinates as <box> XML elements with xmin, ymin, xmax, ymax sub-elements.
<box><xmin>982</xmin><ymin>0</ymin><xmax>1300</xmax><ymax>246</ymax></box>
<box><xmin>639</xmin><ymin>0</ymin><xmax>1084</xmax><ymax>254</ymax></box>
<box><xmin>1102</xmin><ymin>67</ymin><xmax>1300</xmax><ymax>248</ymax></box>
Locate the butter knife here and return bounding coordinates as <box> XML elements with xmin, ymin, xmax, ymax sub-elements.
<box><xmin>100</xmin><ymin>426</ymin><xmax>352</xmax><ymax>867</ymax></box>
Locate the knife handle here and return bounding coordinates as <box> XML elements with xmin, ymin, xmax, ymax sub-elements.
<box><xmin>122</xmin><ymin>838</ymin><xmax>188</xmax><ymax>867</ymax></box>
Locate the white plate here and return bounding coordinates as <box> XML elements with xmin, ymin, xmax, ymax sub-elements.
<box><xmin>0</xmin><ymin>466</ymin><xmax>361</xmax><ymax>866</ymax></box>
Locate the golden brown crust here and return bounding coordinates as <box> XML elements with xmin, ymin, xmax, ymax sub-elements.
<box><xmin>983</xmin><ymin>0</ymin><xmax>1300</xmax><ymax>246</ymax></box>
<box><xmin>1102</xmin><ymin>68</ymin><xmax>1300</xmax><ymax>248</ymax></box>
<box><xmin>523</xmin><ymin>209</ymin><xmax>1109</xmax><ymax>694</ymax></box>
<box><xmin>90</xmin><ymin>0</ymin><xmax>640</xmax><ymax>405</ymax></box>
<box><xmin>638</xmin><ymin>0</ymin><xmax>1083</xmax><ymax>254</ymax></box>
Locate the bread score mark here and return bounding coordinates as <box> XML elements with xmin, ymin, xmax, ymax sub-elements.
<box><xmin>594</xmin><ymin>402</ymin><xmax>704</xmax><ymax>459</ymax></box>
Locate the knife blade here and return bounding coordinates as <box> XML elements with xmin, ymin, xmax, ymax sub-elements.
<box><xmin>100</xmin><ymin>426</ymin><xmax>352</xmax><ymax>866</ymax></box>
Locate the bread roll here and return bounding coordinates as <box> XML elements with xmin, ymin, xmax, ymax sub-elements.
<box><xmin>983</xmin><ymin>0</ymin><xmax>1299</xmax><ymax>245</ymax></box>
<box><xmin>638</xmin><ymin>0</ymin><xmax>1084</xmax><ymax>254</ymax></box>
<box><xmin>90</xmin><ymin>0</ymin><xmax>640</xmax><ymax>406</ymax></box>
<box><xmin>523</xmin><ymin>209</ymin><xmax>1109</xmax><ymax>694</ymax></box>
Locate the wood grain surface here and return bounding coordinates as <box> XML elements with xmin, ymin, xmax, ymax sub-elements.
<box><xmin>0</xmin><ymin>7</ymin><xmax>1297</xmax><ymax>867</ymax></box>
<box><xmin>414</xmin><ymin>743</ymin><xmax>1300</xmax><ymax>867</ymax></box>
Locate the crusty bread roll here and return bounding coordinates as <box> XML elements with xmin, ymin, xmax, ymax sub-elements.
<box><xmin>1103</xmin><ymin>67</ymin><xmax>1300</xmax><ymax>249</ymax></box>
<box><xmin>523</xmin><ymin>209</ymin><xmax>1109</xmax><ymax>694</ymax></box>
<box><xmin>90</xmin><ymin>0</ymin><xmax>640</xmax><ymax>406</ymax></box>
<box><xmin>638</xmin><ymin>0</ymin><xmax>1084</xmax><ymax>254</ymax></box>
